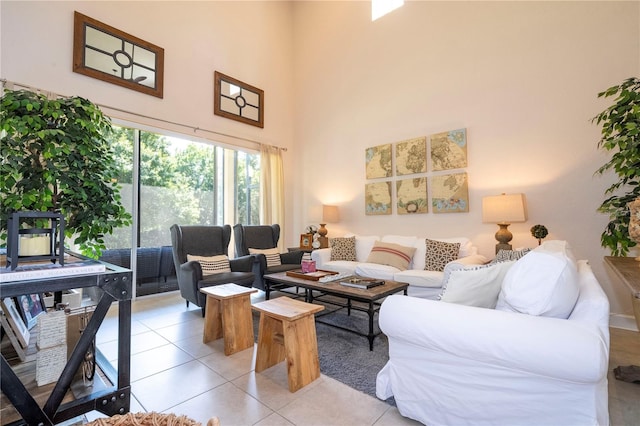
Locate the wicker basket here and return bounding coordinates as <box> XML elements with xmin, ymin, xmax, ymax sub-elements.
<box><xmin>86</xmin><ymin>412</ymin><xmax>220</xmax><ymax>426</ymax></box>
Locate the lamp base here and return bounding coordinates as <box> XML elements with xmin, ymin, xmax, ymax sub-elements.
<box><xmin>494</xmin><ymin>223</ymin><xmax>513</xmax><ymax>254</ymax></box>
<box><xmin>318</xmin><ymin>223</ymin><xmax>328</xmax><ymax>238</ymax></box>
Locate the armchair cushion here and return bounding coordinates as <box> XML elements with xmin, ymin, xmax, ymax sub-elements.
<box><xmin>439</xmin><ymin>260</ymin><xmax>516</xmax><ymax>308</ymax></box>
<box><xmin>249</xmin><ymin>247</ymin><xmax>282</xmax><ymax>268</ymax></box>
<box><xmin>187</xmin><ymin>254</ymin><xmax>231</xmax><ymax>275</ymax></box>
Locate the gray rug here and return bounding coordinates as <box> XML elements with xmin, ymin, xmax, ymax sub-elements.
<box><xmin>252</xmin><ymin>298</ymin><xmax>392</xmax><ymax>401</ymax></box>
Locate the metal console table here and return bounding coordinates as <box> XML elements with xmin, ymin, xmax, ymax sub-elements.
<box><xmin>0</xmin><ymin>259</ymin><xmax>132</xmax><ymax>425</ymax></box>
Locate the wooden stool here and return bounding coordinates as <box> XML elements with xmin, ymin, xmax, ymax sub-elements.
<box><xmin>252</xmin><ymin>296</ymin><xmax>324</xmax><ymax>392</ymax></box>
<box><xmin>200</xmin><ymin>284</ymin><xmax>258</xmax><ymax>355</ymax></box>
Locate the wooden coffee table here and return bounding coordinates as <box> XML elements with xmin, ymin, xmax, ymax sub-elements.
<box><xmin>263</xmin><ymin>271</ymin><xmax>408</xmax><ymax>350</ymax></box>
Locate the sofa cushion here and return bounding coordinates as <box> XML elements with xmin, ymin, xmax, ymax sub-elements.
<box><xmin>248</xmin><ymin>247</ymin><xmax>282</xmax><ymax>268</ymax></box>
<box><xmin>330</xmin><ymin>236</ymin><xmax>356</xmax><ymax>261</ymax></box>
<box><xmin>187</xmin><ymin>254</ymin><xmax>231</xmax><ymax>275</ymax></box>
<box><xmin>439</xmin><ymin>260</ymin><xmax>516</xmax><ymax>308</ymax></box>
<box><xmin>355</xmin><ymin>262</ymin><xmax>399</xmax><ymax>280</ymax></box>
<box><xmin>496</xmin><ymin>240</ymin><xmax>579</xmax><ymax>319</ymax></box>
<box><xmin>366</xmin><ymin>241</ymin><xmax>416</xmax><ymax>270</ymax></box>
<box><xmin>489</xmin><ymin>248</ymin><xmax>531</xmax><ymax>264</ymax></box>
<box><xmin>345</xmin><ymin>234</ymin><xmax>380</xmax><ymax>262</ymax></box>
<box><xmin>393</xmin><ymin>269</ymin><xmax>445</xmax><ymax>288</ymax></box>
<box><xmin>425</xmin><ymin>239</ymin><xmax>460</xmax><ymax>271</ymax></box>
<box><xmin>413</xmin><ymin>237</ymin><xmax>471</xmax><ymax>270</ymax></box>
<box><xmin>322</xmin><ymin>260</ymin><xmax>359</xmax><ymax>275</ymax></box>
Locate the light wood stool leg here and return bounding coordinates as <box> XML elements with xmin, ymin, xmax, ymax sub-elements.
<box><xmin>283</xmin><ymin>314</ymin><xmax>320</xmax><ymax>392</ymax></box>
<box><xmin>221</xmin><ymin>295</ymin><xmax>254</xmax><ymax>355</ymax></box>
<box><xmin>203</xmin><ymin>295</ymin><xmax>223</xmax><ymax>343</ymax></box>
<box><xmin>255</xmin><ymin>313</ymin><xmax>285</xmax><ymax>372</ymax></box>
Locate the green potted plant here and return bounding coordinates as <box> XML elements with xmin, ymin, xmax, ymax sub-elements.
<box><xmin>0</xmin><ymin>89</ymin><xmax>131</xmax><ymax>258</ymax></box>
<box><xmin>593</xmin><ymin>77</ymin><xmax>640</xmax><ymax>256</ymax></box>
<box><xmin>530</xmin><ymin>224</ymin><xmax>548</xmax><ymax>246</ymax></box>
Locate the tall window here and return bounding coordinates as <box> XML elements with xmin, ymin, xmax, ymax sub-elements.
<box><xmin>101</xmin><ymin>124</ymin><xmax>260</xmax><ymax>295</ymax></box>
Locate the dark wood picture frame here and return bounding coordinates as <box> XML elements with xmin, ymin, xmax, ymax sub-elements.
<box><xmin>73</xmin><ymin>11</ymin><xmax>164</xmax><ymax>98</ymax></box>
<box><xmin>300</xmin><ymin>234</ymin><xmax>313</xmax><ymax>250</ymax></box>
<box><xmin>15</xmin><ymin>294</ymin><xmax>47</xmax><ymax>330</ymax></box>
<box><xmin>214</xmin><ymin>71</ymin><xmax>264</xmax><ymax>128</ymax></box>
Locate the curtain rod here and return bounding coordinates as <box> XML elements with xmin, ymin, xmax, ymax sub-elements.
<box><xmin>0</xmin><ymin>78</ymin><xmax>287</xmax><ymax>152</ymax></box>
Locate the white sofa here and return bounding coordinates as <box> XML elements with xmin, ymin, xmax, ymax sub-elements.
<box><xmin>376</xmin><ymin>241</ymin><xmax>610</xmax><ymax>425</ymax></box>
<box><xmin>311</xmin><ymin>234</ymin><xmax>486</xmax><ymax>298</ymax></box>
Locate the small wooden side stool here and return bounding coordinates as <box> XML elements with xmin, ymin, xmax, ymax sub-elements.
<box><xmin>200</xmin><ymin>283</ymin><xmax>258</xmax><ymax>355</ymax></box>
<box><xmin>252</xmin><ymin>296</ymin><xmax>324</xmax><ymax>392</ymax></box>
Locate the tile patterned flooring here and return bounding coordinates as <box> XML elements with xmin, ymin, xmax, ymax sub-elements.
<box><xmin>85</xmin><ymin>291</ymin><xmax>640</xmax><ymax>425</ymax></box>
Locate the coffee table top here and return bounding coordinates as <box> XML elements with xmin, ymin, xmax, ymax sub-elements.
<box><xmin>264</xmin><ymin>271</ymin><xmax>408</xmax><ymax>301</ymax></box>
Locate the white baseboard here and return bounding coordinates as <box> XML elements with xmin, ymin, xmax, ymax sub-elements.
<box><xmin>609</xmin><ymin>314</ymin><xmax>639</xmax><ymax>332</ymax></box>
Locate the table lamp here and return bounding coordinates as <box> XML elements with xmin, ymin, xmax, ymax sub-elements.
<box><xmin>482</xmin><ymin>193</ymin><xmax>527</xmax><ymax>254</ymax></box>
<box><xmin>318</xmin><ymin>205</ymin><xmax>339</xmax><ymax>248</ymax></box>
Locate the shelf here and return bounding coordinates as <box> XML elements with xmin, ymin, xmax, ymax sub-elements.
<box><xmin>0</xmin><ymin>254</ymin><xmax>132</xmax><ymax>425</ymax></box>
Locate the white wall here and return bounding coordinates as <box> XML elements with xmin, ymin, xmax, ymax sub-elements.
<box><xmin>0</xmin><ymin>0</ymin><xmax>297</xmax><ymax>243</ymax></box>
<box><xmin>291</xmin><ymin>1</ymin><xmax>640</xmax><ymax>323</ymax></box>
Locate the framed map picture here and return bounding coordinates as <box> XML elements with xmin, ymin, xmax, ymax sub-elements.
<box><xmin>395</xmin><ymin>137</ymin><xmax>427</xmax><ymax>176</ymax></box>
<box><xmin>430</xmin><ymin>128</ymin><xmax>467</xmax><ymax>171</ymax></box>
<box><xmin>365</xmin><ymin>144</ymin><xmax>392</xmax><ymax>179</ymax></box>
<box><xmin>397</xmin><ymin>178</ymin><xmax>428</xmax><ymax>214</ymax></box>
<box><xmin>365</xmin><ymin>181</ymin><xmax>392</xmax><ymax>215</ymax></box>
<box><xmin>431</xmin><ymin>172</ymin><xmax>469</xmax><ymax>213</ymax></box>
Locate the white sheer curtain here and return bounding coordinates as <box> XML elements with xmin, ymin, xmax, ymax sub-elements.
<box><xmin>260</xmin><ymin>144</ymin><xmax>285</xmax><ymax>251</ymax></box>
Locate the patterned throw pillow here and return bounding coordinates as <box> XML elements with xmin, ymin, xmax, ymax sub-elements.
<box><xmin>366</xmin><ymin>241</ymin><xmax>416</xmax><ymax>270</ymax></box>
<box><xmin>248</xmin><ymin>248</ymin><xmax>282</xmax><ymax>268</ymax></box>
<box><xmin>489</xmin><ymin>248</ymin><xmax>531</xmax><ymax>264</ymax></box>
<box><xmin>424</xmin><ymin>239</ymin><xmax>460</xmax><ymax>271</ymax></box>
<box><xmin>330</xmin><ymin>236</ymin><xmax>356</xmax><ymax>261</ymax></box>
<box><xmin>187</xmin><ymin>254</ymin><xmax>231</xmax><ymax>276</ymax></box>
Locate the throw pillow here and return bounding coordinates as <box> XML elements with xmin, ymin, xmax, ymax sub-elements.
<box><xmin>489</xmin><ymin>248</ymin><xmax>531</xmax><ymax>264</ymax></box>
<box><xmin>439</xmin><ymin>260</ymin><xmax>516</xmax><ymax>308</ymax></box>
<box><xmin>495</xmin><ymin>240</ymin><xmax>579</xmax><ymax>319</ymax></box>
<box><xmin>424</xmin><ymin>239</ymin><xmax>460</xmax><ymax>271</ymax></box>
<box><xmin>330</xmin><ymin>236</ymin><xmax>357</xmax><ymax>261</ymax></box>
<box><xmin>187</xmin><ymin>254</ymin><xmax>231</xmax><ymax>276</ymax></box>
<box><xmin>248</xmin><ymin>248</ymin><xmax>282</xmax><ymax>268</ymax></box>
<box><xmin>366</xmin><ymin>241</ymin><xmax>416</xmax><ymax>270</ymax></box>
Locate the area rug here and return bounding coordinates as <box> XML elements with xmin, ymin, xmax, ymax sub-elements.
<box><xmin>252</xmin><ymin>298</ymin><xmax>392</xmax><ymax>402</ymax></box>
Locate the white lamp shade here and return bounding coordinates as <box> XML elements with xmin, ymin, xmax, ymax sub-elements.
<box><xmin>482</xmin><ymin>193</ymin><xmax>527</xmax><ymax>224</ymax></box>
<box><xmin>322</xmin><ymin>205</ymin><xmax>340</xmax><ymax>223</ymax></box>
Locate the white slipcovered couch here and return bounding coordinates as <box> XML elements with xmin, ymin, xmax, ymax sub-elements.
<box><xmin>376</xmin><ymin>241</ymin><xmax>610</xmax><ymax>425</ymax></box>
<box><xmin>311</xmin><ymin>234</ymin><xmax>486</xmax><ymax>298</ymax></box>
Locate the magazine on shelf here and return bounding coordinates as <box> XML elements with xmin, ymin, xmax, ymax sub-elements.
<box><xmin>0</xmin><ymin>260</ymin><xmax>106</xmax><ymax>283</ymax></box>
<box><xmin>339</xmin><ymin>277</ymin><xmax>385</xmax><ymax>289</ymax></box>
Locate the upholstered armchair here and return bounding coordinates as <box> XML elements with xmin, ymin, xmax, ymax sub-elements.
<box><xmin>170</xmin><ymin>224</ymin><xmax>255</xmax><ymax>316</ymax></box>
<box><xmin>233</xmin><ymin>224</ymin><xmax>304</xmax><ymax>290</ymax></box>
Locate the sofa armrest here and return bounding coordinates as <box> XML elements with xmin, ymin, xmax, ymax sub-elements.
<box><xmin>311</xmin><ymin>248</ymin><xmax>331</xmax><ymax>267</ymax></box>
<box><xmin>230</xmin><ymin>254</ymin><xmax>255</xmax><ymax>272</ymax></box>
<box><xmin>280</xmin><ymin>250</ymin><xmax>303</xmax><ymax>265</ymax></box>
<box><xmin>379</xmin><ymin>295</ymin><xmax>608</xmax><ymax>383</ymax></box>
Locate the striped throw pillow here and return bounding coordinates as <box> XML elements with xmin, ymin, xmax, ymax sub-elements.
<box><xmin>187</xmin><ymin>254</ymin><xmax>231</xmax><ymax>276</ymax></box>
<box><xmin>248</xmin><ymin>248</ymin><xmax>282</xmax><ymax>268</ymax></box>
<box><xmin>366</xmin><ymin>241</ymin><xmax>416</xmax><ymax>270</ymax></box>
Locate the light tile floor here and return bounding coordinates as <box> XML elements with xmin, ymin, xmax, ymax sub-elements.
<box><xmin>85</xmin><ymin>291</ymin><xmax>640</xmax><ymax>426</ymax></box>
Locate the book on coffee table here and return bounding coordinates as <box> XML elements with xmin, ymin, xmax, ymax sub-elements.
<box><xmin>339</xmin><ymin>277</ymin><xmax>385</xmax><ymax>289</ymax></box>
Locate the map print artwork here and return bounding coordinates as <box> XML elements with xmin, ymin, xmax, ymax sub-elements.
<box><xmin>397</xmin><ymin>178</ymin><xmax>428</xmax><ymax>214</ymax></box>
<box><xmin>431</xmin><ymin>172</ymin><xmax>469</xmax><ymax>213</ymax></box>
<box><xmin>365</xmin><ymin>144</ymin><xmax>392</xmax><ymax>179</ymax></box>
<box><xmin>395</xmin><ymin>137</ymin><xmax>427</xmax><ymax>176</ymax></box>
<box><xmin>430</xmin><ymin>128</ymin><xmax>467</xmax><ymax>171</ymax></box>
<box><xmin>365</xmin><ymin>181</ymin><xmax>392</xmax><ymax>215</ymax></box>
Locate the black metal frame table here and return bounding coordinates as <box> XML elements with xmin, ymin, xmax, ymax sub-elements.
<box><xmin>263</xmin><ymin>272</ymin><xmax>408</xmax><ymax>351</ymax></box>
<box><xmin>0</xmin><ymin>257</ymin><xmax>132</xmax><ymax>425</ymax></box>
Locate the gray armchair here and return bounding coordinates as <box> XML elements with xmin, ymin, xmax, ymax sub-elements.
<box><xmin>233</xmin><ymin>224</ymin><xmax>304</xmax><ymax>290</ymax></box>
<box><xmin>170</xmin><ymin>224</ymin><xmax>255</xmax><ymax>316</ymax></box>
